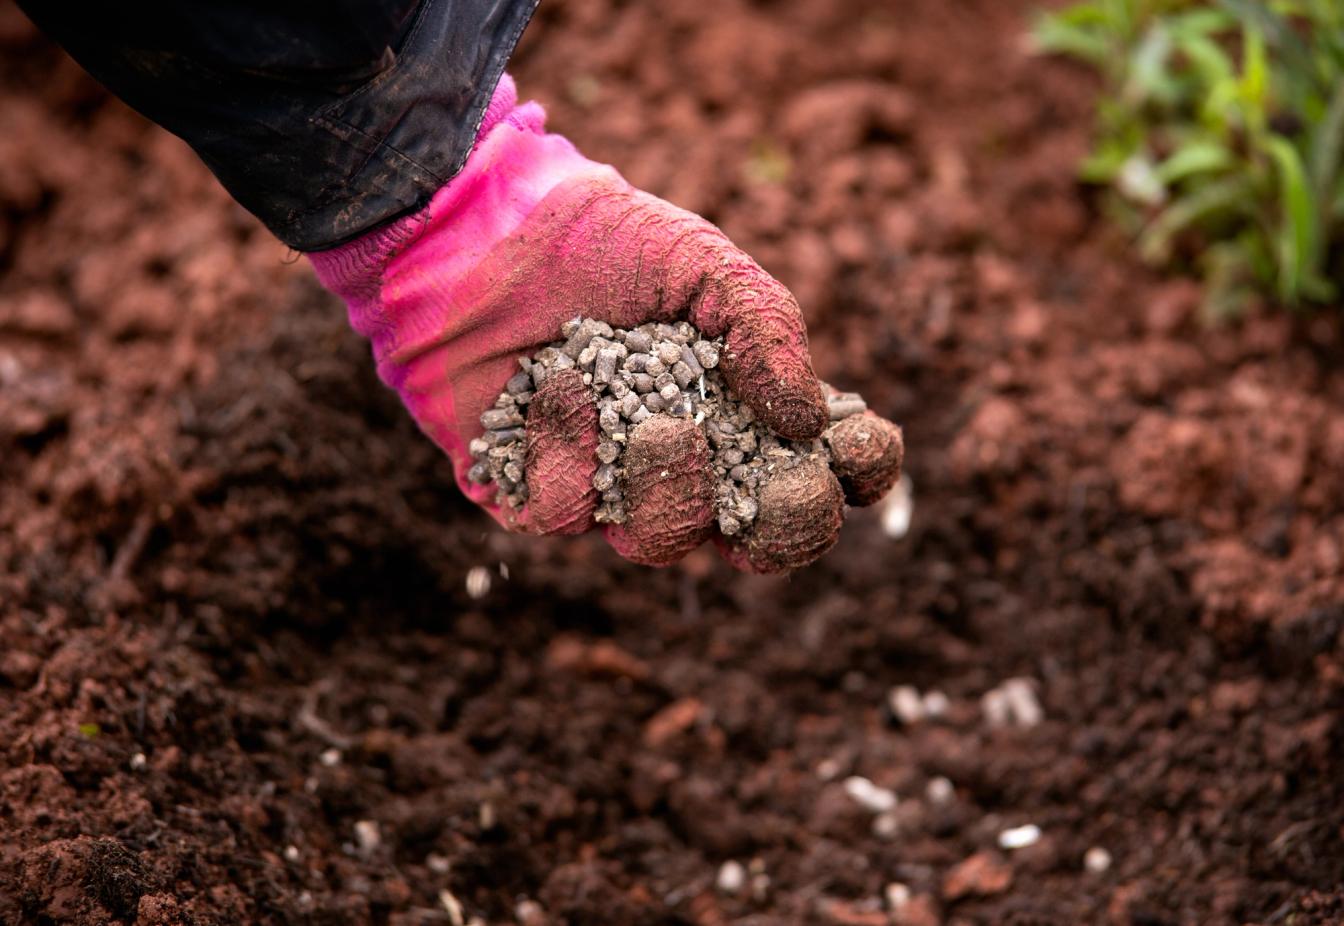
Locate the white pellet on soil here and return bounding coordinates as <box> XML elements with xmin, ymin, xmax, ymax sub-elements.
<box><xmin>998</xmin><ymin>823</ymin><xmax>1042</xmax><ymax>850</ymax></box>
<box><xmin>872</xmin><ymin>810</ymin><xmax>900</xmax><ymax>840</ymax></box>
<box><xmin>716</xmin><ymin>859</ymin><xmax>747</xmax><ymax>894</ymax></box>
<box><xmin>515</xmin><ymin>899</ymin><xmax>546</xmax><ymax>926</ymax></box>
<box><xmin>1002</xmin><ymin>677</ymin><xmax>1044</xmax><ymax>727</ymax></box>
<box><xmin>888</xmin><ymin>684</ymin><xmax>926</xmax><ymax>724</ymax></box>
<box><xmin>884</xmin><ymin>882</ymin><xmax>912</xmax><ymax>913</ymax></box>
<box><xmin>843</xmin><ymin>775</ymin><xmax>898</xmax><ymax>813</ymax></box>
<box><xmin>983</xmin><ymin>677</ymin><xmax>1044</xmax><ymax>729</ymax></box>
<box><xmin>464</xmin><ymin>565</ymin><xmax>491</xmax><ymax>599</ymax></box>
<box><xmin>468</xmin><ymin>317</ymin><xmax>870</xmax><ymax>534</ymax></box>
<box><xmin>1084</xmin><ymin>846</ymin><xmax>1113</xmax><ymax>873</ymax></box>
<box><xmin>881</xmin><ymin>471</ymin><xmax>914</xmax><ymax>539</ymax></box>
<box><xmin>926</xmin><ymin>776</ymin><xmax>955</xmax><ymax>804</ymax></box>
<box><xmin>922</xmin><ymin>689</ymin><xmax>950</xmax><ymax>719</ymax></box>
<box><xmin>353</xmin><ymin>819</ymin><xmax>381</xmax><ymax>855</ymax></box>
<box><xmin>439</xmin><ymin>889</ymin><xmax>466</xmax><ymax>926</ymax></box>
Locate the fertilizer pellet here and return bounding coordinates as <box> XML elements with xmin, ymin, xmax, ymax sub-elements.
<box><xmin>468</xmin><ymin>317</ymin><xmax>873</xmax><ymax>534</ymax></box>
<box><xmin>842</xmin><ymin>775</ymin><xmax>898</xmax><ymax>814</ymax></box>
<box><xmin>1083</xmin><ymin>846</ymin><xmax>1113</xmax><ymax>873</ymax></box>
<box><xmin>998</xmin><ymin>823</ymin><xmax>1042</xmax><ymax>850</ymax></box>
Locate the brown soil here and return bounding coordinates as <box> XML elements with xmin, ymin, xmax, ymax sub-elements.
<box><xmin>3</xmin><ymin>0</ymin><xmax>1344</xmax><ymax>923</ymax></box>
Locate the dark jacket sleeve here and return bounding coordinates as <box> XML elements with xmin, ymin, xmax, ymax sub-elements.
<box><xmin>18</xmin><ymin>0</ymin><xmax>538</xmax><ymax>250</ymax></box>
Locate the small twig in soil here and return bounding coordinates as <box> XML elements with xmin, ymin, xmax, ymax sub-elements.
<box><xmin>296</xmin><ymin>680</ymin><xmax>356</xmax><ymax>750</ymax></box>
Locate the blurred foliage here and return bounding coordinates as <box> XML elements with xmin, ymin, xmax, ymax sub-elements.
<box><xmin>1032</xmin><ymin>0</ymin><xmax>1344</xmax><ymax>318</ymax></box>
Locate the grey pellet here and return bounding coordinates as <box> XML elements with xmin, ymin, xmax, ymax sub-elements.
<box><xmin>692</xmin><ymin>341</ymin><xmax>719</xmax><ymax>369</ymax></box>
<box><xmin>594</xmin><ymin>348</ymin><xmax>619</xmax><ymax>385</ymax></box>
<box><xmin>680</xmin><ymin>345</ymin><xmax>703</xmax><ymax>377</ymax></box>
<box><xmin>654</xmin><ymin>371</ymin><xmax>675</xmax><ymax>391</ymax></box>
<box><xmin>506</xmin><ymin>371</ymin><xmax>532</xmax><ymax>395</ymax></box>
<box><xmin>592</xmin><ymin>464</ymin><xmax>617</xmax><ymax>492</ymax></box>
<box><xmin>513</xmin><ymin>390</ymin><xmax>533</xmax><ymax>405</ymax></box>
<box><xmin>729</xmin><ymin>464</ymin><xmax>749</xmax><ymax>482</ymax></box>
<box><xmin>599</xmin><ymin>406</ymin><xmax>621</xmax><ymax>433</ymax></box>
<box><xmin>469</xmin><ymin>438</ymin><xmax>490</xmax><ymax>456</ymax></box>
<box><xmin>827</xmin><ymin>398</ymin><xmax>868</xmax><ymax>420</ymax></box>
<box><xmin>624</xmin><ymin>330</ymin><xmax>652</xmax><ymax>353</ymax></box>
<box><xmin>620</xmin><ymin>392</ymin><xmax>643</xmax><ymax>418</ymax></box>
<box><xmin>625</xmin><ymin>352</ymin><xmax>649</xmax><ymax>373</ymax></box>
<box><xmin>672</xmin><ymin>361</ymin><xmax>696</xmax><ymax>389</ymax></box>
<box><xmin>562</xmin><ymin>318</ymin><xmax>605</xmax><ymax>358</ymax></box>
<box><xmin>486</xmin><ymin>427</ymin><xmax>526</xmax><ymax>446</ymax></box>
<box><xmin>658</xmin><ymin>382</ymin><xmax>680</xmax><ymax>403</ymax></box>
<box><xmin>629</xmin><ymin>406</ymin><xmax>652</xmax><ymax>425</ymax></box>
<box><xmin>643</xmin><ymin>392</ymin><xmax>665</xmax><ymax>413</ymax></box>
<box><xmin>597</xmin><ymin>441</ymin><xmax>621</xmax><ymax>464</ymax></box>
<box><xmin>468</xmin><ymin>462</ymin><xmax>490</xmax><ymax>484</ymax></box>
<box><xmin>503</xmin><ymin>460</ymin><xmax>524</xmax><ymax>483</ymax></box>
<box><xmin>717</xmin><ymin>513</ymin><xmax>742</xmax><ymax>536</ymax></box>
<box><xmin>632</xmin><ymin>372</ymin><xmax>655</xmax><ymax>393</ymax></box>
<box><xmin>480</xmin><ymin>407</ymin><xmax>523</xmax><ymax>430</ymax></box>
<box><xmin>644</xmin><ymin>356</ymin><xmax>666</xmax><ymax>377</ymax></box>
<box><xmin>656</xmin><ymin>341</ymin><xmax>681</xmax><ymax>366</ymax></box>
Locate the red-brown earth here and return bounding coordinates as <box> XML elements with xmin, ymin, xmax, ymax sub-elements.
<box><xmin>2</xmin><ymin>0</ymin><xmax>1343</xmax><ymax>923</ymax></box>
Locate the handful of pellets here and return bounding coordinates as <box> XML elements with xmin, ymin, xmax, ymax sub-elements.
<box><xmin>468</xmin><ymin>317</ymin><xmax>875</xmax><ymax>538</ymax></box>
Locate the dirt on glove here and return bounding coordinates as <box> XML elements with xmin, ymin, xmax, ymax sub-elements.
<box><xmin>4</xmin><ymin>0</ymin><xmax>1344</xmax><ymax>924</ymax></box>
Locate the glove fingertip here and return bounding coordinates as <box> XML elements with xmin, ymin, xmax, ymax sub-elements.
<box><xmin>722</xmin><ymin>458</ymin><xmax>844</xmax><ymax>574</ymax></box>
<box><xmin>827</xmin><ymin>413</ymin><xmax>905</xmax><ymax>506</ymax></box>
<box><xmin>523</xmin><ymin>369</ymin><xmax>601</xmax><ymax>535</ymax></box>
<box><xmin>605</xmin><ymin>416</ymin><xmax>716</xmax><ymax>565</ymax></box>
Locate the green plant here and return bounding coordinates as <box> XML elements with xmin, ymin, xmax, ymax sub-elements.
<box><xmin>1032</xmin><ymin>0</ymin><xmax>1344</xmax><ymax>317</ymax></box>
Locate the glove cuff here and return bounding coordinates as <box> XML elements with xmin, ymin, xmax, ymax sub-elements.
<box><xmin>308</xmin><ymin>73</ymin><xmax>603</xmax><ymax>369</ymax></box>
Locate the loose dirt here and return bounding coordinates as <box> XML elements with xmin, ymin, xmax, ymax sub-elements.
<box><xmin>3</xmin><ymin>0</ymin><xmax>1343</xmax><ymax>923</ymax></box>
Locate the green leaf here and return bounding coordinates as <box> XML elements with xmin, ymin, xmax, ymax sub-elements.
<box><xmin>1125</xmin><ymin>24</ymin><xmax>1177</xmax><ymax>105</ymax></box>
<box><xmin>1138</xmin><ymin>175</ymin><xmax>1256</xmax><ymax>263</ymax></box>
<box><xmin>1220</xmin><ymin>0</ymin><xmax>1310</xmax><ymax>64</ymax></box>
<box><xmin>1310</xmin><ymin>79</ymin><xmax>1344</xmax><ymax>201</ymax></box>
<box><xmin>1154</xmin><ymin>141</ymin><xmax>1234</xmax><ymax>184</ymax></box>
<box><xmin>1169</xmin><ymin>31</ymin><xmax>1234</xmax><ymax>89</ymax></box>
<box><xmin>1262</xmin><ymin>134</ymin><xmax>1317</xmax><ymax>301</ymax></box>
<box><xmin>1168</xmin><ymin>8</ymin><xmax>1235</xmax><ymax>37</ymax></box>
<box><xmin>78</xmin><ymin>722</ymin><xmax>101</xmax><ymax>738</ymax></box>
<box><xmin>1239</xmin><ymin>25</ymin><xmax>1269</xmax><ymax>138</ymax></box>
<box><xmin>1031</xmin><ymin>12</ymin><xmax>1112</xmax><ymax>63</ymax></box>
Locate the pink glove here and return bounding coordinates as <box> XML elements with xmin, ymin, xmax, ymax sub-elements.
<box><xmin>310</xmin><ymin>75</ymin><xmax>902</xmax><ymax>572</ymax></box>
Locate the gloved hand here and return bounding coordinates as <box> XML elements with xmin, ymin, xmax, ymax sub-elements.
<box><xmin>310</xmin><ymin>75</ymin><xmax>902</xmax><ymax>572</ymax></box>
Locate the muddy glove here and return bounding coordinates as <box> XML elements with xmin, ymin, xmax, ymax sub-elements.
<box><xmin>310</xmin><ymin>76</ymin><xmax>902</xmax><ymax>572</ymax></box>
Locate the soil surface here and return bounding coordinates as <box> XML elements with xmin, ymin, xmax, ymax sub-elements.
<box><xmin>3</xmin><ymin>0</ymin><xmax>1344</xmax><ymax>924</ymax></box>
